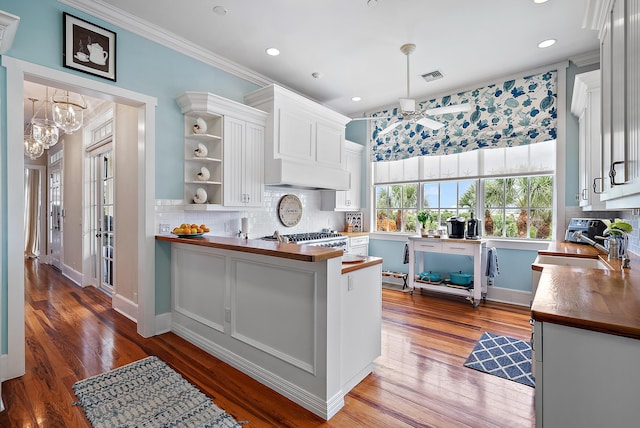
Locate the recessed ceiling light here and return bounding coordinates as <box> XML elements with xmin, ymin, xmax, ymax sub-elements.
<box><xmin>265</xmin><ymin>47</ymin><xmax>280</xmax><ymax>56</ymax></box>
<box><xmin>212</xmin><ymin>5</ymin><xmax>227</xmax><ymax>15</ymax></box>
<box><xmin>367</xmin><ymin>0</ymin><xmax>379</xmax><ymax>6</ymax></box>
<box><xmin>533</xmin><ymin>0</ymin><xmax>549</xmax><ymax>3</ymax></box>
<box><xmin>351</xmin><ymin>96</ymin><xmax>361</xmax><ymax>102</ymax></box>
<box><xmin>538</xmin><ymin>39</ymin><xmax>556</xmax><ymax>48</ymax></box>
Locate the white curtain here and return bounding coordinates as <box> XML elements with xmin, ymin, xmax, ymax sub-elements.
<box><xmin>24</xmin><ymin>168</ymin><xmax>41</xmax><ymax>258</ymax></box>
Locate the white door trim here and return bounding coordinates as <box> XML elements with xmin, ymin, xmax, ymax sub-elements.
<box><xmin>2</xmin><ymin>56</ymin><xmax>157</xmax><ymax>380</ymax></box>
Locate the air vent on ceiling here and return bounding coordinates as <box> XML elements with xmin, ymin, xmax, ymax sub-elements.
<box><xmin>421</xmin><ymin>70</ymin><xmax>444</xmax><ymax>83</ymax></box>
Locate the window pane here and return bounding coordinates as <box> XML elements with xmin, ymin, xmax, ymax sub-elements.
<box><xmin>389</xmin><ymin>185</ymin><xmax>403</xmax><ymax>207</ymax></box>
<box><xmin>530</xmin><ymin>176</ymin><xmax>553</xmax><ymax>208</ymax></box>
<box><xmin>440</xmin><ymin>153</ymin><xmax>458</xmax><ymax>178</ymax></box>
<box><xmin>530</xmin><ymin>140</ymin><xmax>556</xmax><ymax>171</ymax></box>
<box><xmin>423</xmin><ymin>183</ymin><xmax>438</xmax><ymax>208</ymax></box>
<box><xmin>376</xmin><ymin>210</ymin><xmax>392</xmax><ymax>231</ymax></box>
<box><xmin>459</xmin><ymin>150</ymin><xmax>478</xmax><ymax>176</ymax></box>
<box><xmin>404</xmin><ymin>183</ymin><xmax>418</xmax><ymax>208</ymax></box>
<box><xmin>483</xmin><ymin>208</ymin><xmax>503</xmax><ymax>237</ymax></box>
<box><xmin>506</xmin><ymin>208</ymin><xmax>528</xmax><ymax>238</ymax></box>
<box><xmin>458</xmin><ymin>180</ymin><xmax>476</xmax><ymax>209</ymax></box>
<box><xmin>389</xmin><ymin>209</ymin><xmax>401</xmax><ymax>232</ymax></box>
<box><xmin>404</xmin><ymin>157</ymin><xmax>420</xmax><ymax>181</ymax></box>
<box><xmin>375</xmin><ymin>186</ymin><xmax>390</xmax><ymax>208</ymax></box>
<box><xmin>374</xmin><ymin>162</ymin><xmax>389</xmax><ymax>184</ymax></box>
<box><xmin>388</xmin><ymin>160</ymin><xmax>404</xmax><ymax>182</ymax></box>
<box><xmin>531</xmin><ymin>208</ymin><xmax>553</xmax><ymax>240</ymax></box>
<box><xmin>440</xmin><ymin>182</ymin><xmax>457</xmax><ymax>208</ymax></box>
<box><xmin>405</xmin><ymin>209</ymin><xmax>418</xmax><ymax>232</ymax></box>
<box><xmin>484</xmin><ymin>179</ymin><xmax>504</xmax><ymax>208</ymax></box>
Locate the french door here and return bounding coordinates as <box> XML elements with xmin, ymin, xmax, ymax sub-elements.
<box><xmin>48</xmin><ymin>162</ymin><xmax>62</xmax><ymax>270</ymax></box>
<box><xmin>89</xmin><ymin>146</ymin><xmax>115</xmax><ymax>294</ymax></box>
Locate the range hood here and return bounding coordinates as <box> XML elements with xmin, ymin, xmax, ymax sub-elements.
<box><xmin>245</xmin><ymin>84</ymin><xmax>351</xmax><ymax>191</ymax></box>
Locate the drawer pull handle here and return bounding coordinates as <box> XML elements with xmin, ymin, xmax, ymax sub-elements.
<box><xmin>449</xmin><ymin>246</ymin><xmax>466</xmax><ymax>250</ymax></box>
<box><xmin>593</xmin><ymin>177</ymin><xmax>603</xmax><ymax>194</ymax></box>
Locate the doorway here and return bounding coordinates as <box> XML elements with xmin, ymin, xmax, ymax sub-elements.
<box><xmin>3</xmin><ymin>56</ymin><xmax>158</xmax><ymax>382</ymax></box>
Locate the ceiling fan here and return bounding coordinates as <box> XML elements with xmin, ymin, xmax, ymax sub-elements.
<box><xmin>354</xmin><ymin>43</ymin><xmax>471</xmax><ymax>135</ymax></box>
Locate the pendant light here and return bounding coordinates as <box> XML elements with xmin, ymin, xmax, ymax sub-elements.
<box><xmin>24</xmin><ymin>98</ymin><xmax>45</xmax><ymax>159</ymax></box>
<box><xmin>31</xmin><ymin>87</ymin><xmax>60</xmax><ymax>148</ymax></box>
<box><xmin>51</xmin><ymin>90</ymin><xmax>87</xmax><ymax>134</ymax></box>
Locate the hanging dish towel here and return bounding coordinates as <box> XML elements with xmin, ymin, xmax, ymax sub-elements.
<box><xmin>485</xmin><ymin>247</ymin><xmax>500</xmax><ymax>277</ymax></box>
<box><xmin>403</xmin><ymin>243</ymin><xmax>410</xmax><ymax>264</ymax></box>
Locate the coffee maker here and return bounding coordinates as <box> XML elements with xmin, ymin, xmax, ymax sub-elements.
<box><xmin>466</xmin><ymin>211</ymin><xmax>480</xmax><ymax>239</ymax></box>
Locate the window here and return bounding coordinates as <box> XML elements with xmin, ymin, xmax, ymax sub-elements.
<box><xmin>375</xmin><ymin>183</ymin><xmax>418</xmax><ymax>232</ymax></box>
<box><xmin>484</xmin><ymin>176</ymin><xmax>553</xmax><ymax>239</ymax></box>
<box><xmin>373</xmin><ymin>140</ymin><xmax>556</xmax><ymax>240</ymax></box>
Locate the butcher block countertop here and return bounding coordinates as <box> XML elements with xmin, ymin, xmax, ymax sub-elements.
<box><xmin>156</xmin><ymin>235</ymin><xmax>343</xmax><ymax>262</ymax></box>
<box><xmin>156</xmin><ymin>235</ymin><xmax>383</xmax><ymax>274</ymax></box>
<box><xmin>532</xmin><ymin>241</ymin><xmax>640</xmax><ymax>340</ymax></box>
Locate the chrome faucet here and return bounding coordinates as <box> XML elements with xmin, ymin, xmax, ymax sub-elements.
<box><xmin>572</xmin><ymin>231</ymin><xmax>608</xmax><ymax>253</ymax></box>
<box><xmin>572</xmin><ymin>230</ymin><xmax>631</xmax><ymax>269</ymax></box>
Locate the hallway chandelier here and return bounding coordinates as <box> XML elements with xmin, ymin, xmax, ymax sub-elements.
<box><xmin>31</xmin><ymin>87</ymin><xmax>60</xmax><ymax>148</ymax></box>
<box><xmin>24</xmin><ymin>98</ymin><xmax>45</xmax><ymax>159</ymax></box>
<box><xmin>51</xmin><ymin>90</ymin><xmax>87</xmax><ymax>134</ymax></box>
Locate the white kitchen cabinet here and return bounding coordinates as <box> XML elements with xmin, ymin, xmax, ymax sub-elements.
<box><xmin>177</xmin><ymin>92</ymin><xmax>268</xmax><ymax>210</ymax></box>
<box><xmin>244</xmin><ymin>84</ymin><xmax>351</xmax><ymax>190</ymax></box>
<box><xmin>321</xmin><ymin>141</ymin><xmax>363</xmax><ymax>211</ymax></box>
<box><xmin>571</xmin><ymin>70</ymin><xmax>605</xmax><ymax>210</ymax></box>
<box><xmin>598</xmin><ymin>0</ymin><xmax>640</xmax><ymax>208</ymax></box>
<box><xmin>223</xmin><ymin>117</ymin><xmax>265</xmax><ymax>207</ymax></box>
<box><xmin>533</xmin><ymin>321</ymin><xmax>640</xmax><ymax>427</ymax></box>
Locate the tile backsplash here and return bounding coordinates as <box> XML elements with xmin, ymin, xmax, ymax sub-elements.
<box><xmin>156</xmin><ymin>187</ymin><xmax>351</xmax><ymax>239</ymax></box>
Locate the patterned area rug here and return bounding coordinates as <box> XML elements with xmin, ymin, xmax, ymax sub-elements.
<box><xmin>464</xmin><ymin>331</ymin><xmax>535</xmax><ymax>388</ymax></box>
<box><xmin>73</xmin><ymin>356</ymin><xmax>242</xmax><ymax>427</ymax></box>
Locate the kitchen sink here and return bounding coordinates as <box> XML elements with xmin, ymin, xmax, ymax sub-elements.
<box><xmin>531</xmin><ymin>254</ymin><xmax>610</xmax><ymax>303</ymax></box>
<box><xmin>533</xmin><ymin>255</ymin><xmax>609</xmax><ymax>270</ymax></box>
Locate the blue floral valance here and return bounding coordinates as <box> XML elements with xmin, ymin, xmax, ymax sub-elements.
<box><xmin>370</xmin><ymin>70</ymin><xmax>557</xmax><ymax>162</ymax></box>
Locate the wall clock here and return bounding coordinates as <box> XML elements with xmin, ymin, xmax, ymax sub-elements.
<box><xmin>278</xmin><ymin>194</ymin><xmax>302</xmax><ymax>227</ymax></box>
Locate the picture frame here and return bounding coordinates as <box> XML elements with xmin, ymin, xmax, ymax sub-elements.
<box><xmin>63</xmin><ymin>12</ymin><xmax>116</xmax><ymax>81</ymax></box>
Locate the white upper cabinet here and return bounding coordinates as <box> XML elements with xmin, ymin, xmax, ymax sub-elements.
<box><xmin>571</xmin><ymin>70</ymin><xmax>605</xmax><ymax>211</ymax></box>
<box><xmin>598</xmin><ymin>0</ymin><xmax>640</xmax><ymax>208</ymax></box>
<box><xmin>321</xmin><ymin>141</ymin><xmax>364</xmax><ymax>211</ymax></box>
<box><xmin>244</xmin><ymin>84</ymin><xmax>351</xmax><ymax>190</ymax></box>
<box><xmin>177</xmin><ymin>92</ymin><xmax>268</xmax><ymax>210</ymax></box>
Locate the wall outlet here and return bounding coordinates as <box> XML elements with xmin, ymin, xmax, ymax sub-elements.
<box><xmin>159</xmin><ymin>223</ymin><xmax>171</xmax><ymax>234</ymax></box>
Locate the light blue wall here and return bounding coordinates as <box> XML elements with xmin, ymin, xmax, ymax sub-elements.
<box><xmin>0</xmin><ymin>0</ymin><xmax>267</xmax><ymax>347</ymax></box>
<box><xmin>370</xmin><ymin>238</ymin><xmax>538</xmax><ymax>292</ymax></box>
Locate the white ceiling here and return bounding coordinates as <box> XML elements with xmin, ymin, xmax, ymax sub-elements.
<box><xmin>88</xmin><ymin>0</ymin><xmax>600</xmax><ymax>117</ymax></box>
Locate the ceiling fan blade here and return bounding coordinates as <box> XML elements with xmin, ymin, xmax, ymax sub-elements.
<box><xmin>423</xmin><ymin>103</ymin><xmax>471</xmax><ymax>116</ymax></box>
<box><xmin>416</xmin><ymin>117</ymin><xmax>445</xmax><ymax>130</ymax></box>
<box><xmin>379</xmin><ymin>120</ymin><xmax>403</xmax><ymax>135</ymax></box>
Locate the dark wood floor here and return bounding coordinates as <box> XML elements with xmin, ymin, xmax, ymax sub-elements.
<box><xmin>0</xmin><ymin>260</ymin><xmax>534</xmax><ymax>427</ymax></box>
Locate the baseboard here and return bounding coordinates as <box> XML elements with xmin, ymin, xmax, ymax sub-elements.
<box><xmin>62</xmin><ymin>264</ymin><xmax>82</xmax><ymax>286</ymax></box>
<box><xmin>486</xmin><ymin>286</ymin><xmax>532</xmax><ymax>307</ymax></box>
<box><xmin>171</xmin><ymin>323</ymin><xmax>344</xmax><ymax>420</ymax></box>
<box><xmin>155</xmin><ymin>312</ymin><xmax>172</xmax><ymax>334</ymax></box>
<box><xmin>112</xmin><ymin>293</ymin><xmax>138</xmax><ymax>323</ymax></box>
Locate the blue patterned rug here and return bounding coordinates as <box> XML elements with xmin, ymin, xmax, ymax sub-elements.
<box><xmin>464</xmin><ymin>331</ymin><xmax>535</xmax><ymax>388</ymax></box>
<box><xmin>73</xmin><ymin>356</ymin><xmax>242</xmax><ymax>427</ymax></box>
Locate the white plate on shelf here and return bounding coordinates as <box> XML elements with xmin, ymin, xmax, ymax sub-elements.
<box><xmin>342</xmin><ymin>254</ymin><xmax>367</xmax><ymax>263</ymax></box>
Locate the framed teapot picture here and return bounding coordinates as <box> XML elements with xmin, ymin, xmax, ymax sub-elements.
<box><xmin>63</xmin><ymin>13</ymin><xmax>116</xmax><ymax>81</ymax></box>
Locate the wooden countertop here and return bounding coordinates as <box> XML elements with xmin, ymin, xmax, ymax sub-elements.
<box><xmin>341</xmin><ymin>256</ymin><xmax>382</xmax><ymax>274</ymax></box>
<box><xmin>407</xmin><ymin>236</ymin><xmax>483</xmax><ymax>244</ymax></box>
<box><xmin>156</xmin><ymin>235</ymin><xmax>343</xmax><ymax>262</ymax></box>
<box><xmin>531</xmin><ymin>241</ymin><xmax>640</xmax><ymax>340</ymax></box>
<box><xmin>340</xmin><ymin>232</ymin><xmax>369</xmax><ymax>237</ymax></box>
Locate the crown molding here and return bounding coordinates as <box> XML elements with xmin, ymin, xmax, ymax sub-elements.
<box><xmin>583</xmin><ymin>0</ymin><xmax>612</xmax><ymax>32</ymax></box>
<box><xmin>57</xmin><ymin>0</ymin><xmax>274</xmax><ymax>88</ymax></box>
<box><xmin>570</xmin><ymin>50</ymin><xmax>600</xmax><ymax>68</ymax></box>
<box><xmin>0</xmin><ymin>10</ymin><xmax>20</xmax><ymax>54</ymax></box>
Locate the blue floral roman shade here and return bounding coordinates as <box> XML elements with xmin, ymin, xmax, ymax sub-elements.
<box><xmin>370</xmin><ymin>70</ymin><xmax>557</xmax><ymax>162</ymax></box>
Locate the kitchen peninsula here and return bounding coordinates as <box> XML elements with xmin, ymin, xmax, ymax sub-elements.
<box><xmin>155</xmin><ymin>235</ymin><xmax>382</xmax><ymax>419</ymax></box>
